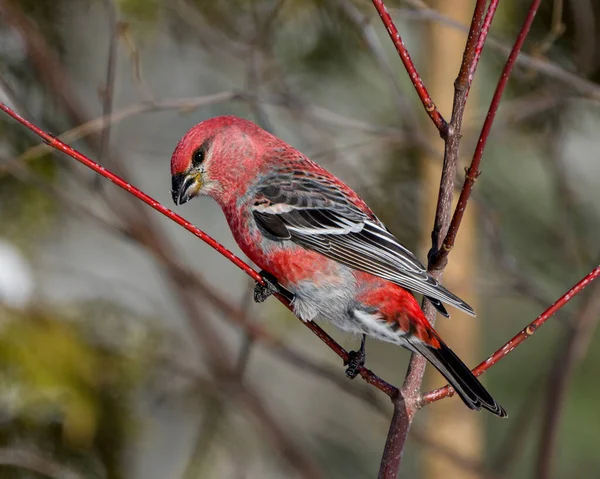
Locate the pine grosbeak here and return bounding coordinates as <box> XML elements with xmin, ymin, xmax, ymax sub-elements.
<box><xmin>171</xmin><ymin>116</ymin><xmax>506</xmax><ymax>417</ymax></box>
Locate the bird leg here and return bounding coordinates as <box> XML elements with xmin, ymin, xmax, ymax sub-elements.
<box><xmin>254</xmin><ymin>270</ymin><xmax>295</xmax><ymax>303</ymax></box>
<box><xmin>345</xmin><ymin>334</ymin><xmax>366</xmax><ymax>379</ymax></box>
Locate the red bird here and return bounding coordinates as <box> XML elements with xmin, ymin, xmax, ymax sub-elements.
<box><xmin>171</xmin><ymin>116</ymin><xmax>506</xmax><ymax>417</ymax></box>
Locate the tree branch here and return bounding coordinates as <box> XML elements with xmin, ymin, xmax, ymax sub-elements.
<box><xmin>536</xmin><ymin>278</ymin><xmax>600</xmax><ymax>479</ymax></box>
<box><xmin>435</xmin><ymin>0</ymin><xmax>542</xmax><ymax>266</ymax></box>
<box><xmin>421</xmin><ymin>265</ymin><xmax>600</xmax><ymax>406</ymax></box>
<box><xmin>93</xmin><ymin>0</ymin><xmax>119</xmax><ymax>189</ymax></box>
<box><xmin>1</xmin><ymin>2</ymin><xmax>592</xmax><ymax>477</ymax></box>
<box><xmin>371</xmin><ymin>0</ymin><xmax>448</xmax><ymax>135</ymax></box>
<box><xmin>0</xmin><ymin>100</ymin><xmax>398</xmax><ymax>400</ymax></box>
<box><xmin>428</xmin><ymin>0</ymin><xmax>495</xmax><ymax>271</ymax></box>
<box><xmin>337</xmin><ymin>0</ymin><xmax>422</xmax><ymax>139</ymax></box>
<box><xmin>377</xmin><ymin>1</ymin><xmax>541</xmax><ymax>475</ymax></box>
<box><xmin>0</xmin><ymin>5</ymin><xmax>331</xmax><ymax>466</ymax></box>
<box><xmin>402</xmin><ymin>0</ymin><xmax>600</xmax><ymax>101</ymax></box>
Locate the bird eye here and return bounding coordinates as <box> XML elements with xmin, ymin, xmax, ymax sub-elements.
<box><xmin>192</xmin><ymin>148</ymin><xmax>204</xmax><ymax>166</ymax></box>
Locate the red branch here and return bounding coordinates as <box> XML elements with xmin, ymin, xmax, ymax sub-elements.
<box><xmin>421</xmin><ymin>265</ymin><xmax>600</xmax><ymax>406</ymax></box>
<box><xmin>1</xmin><ymin>104</ymin><xmax>258</xmax><ymax>281</ymax></box>
<box><xmin>466</xmin><ymin>0</ymin><xmax>501</xmax><ymax>98</ymax></box>
<box><xmin>440</xmin><ymin>0</ymin><xmax>542</xmax><ymax>257</ymax></box>
<box><xmin>428</xmin><ymin>0</ymin><xmax>496</xmax><ymax>272</ymax></box>
<box><xmin>455</xmin><ymin>0</ymin><xmax>488</xmax><ymax>92</ymax></box>
<box><xmin>371</xmin><ymin>0</ymin><xmax>448</xmax><ymax>135</ymax></box>
<box><xmin>376</xmin><ymin>1</ymin><xmax>544</xmax><ymax>475</ymax></box>
<box><xmin>0</xmin><ymin>101</ymin><xmax>398</xmax><ymax>399</ymax></box>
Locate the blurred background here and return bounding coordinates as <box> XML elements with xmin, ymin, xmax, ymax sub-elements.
<box><xmin>1</xmin><ymin>0</ymin><xmax>599</xmax><ymax>478</ymax></box>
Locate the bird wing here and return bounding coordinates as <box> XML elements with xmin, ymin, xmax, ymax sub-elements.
<box><xmin>250</xmin><ymin>170</ymin><xmax>475</xmax><ymax>316</ymax></box>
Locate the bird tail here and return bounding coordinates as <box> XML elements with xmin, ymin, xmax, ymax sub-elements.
<box><xmin>409</xmin><ymin>336</ymin><xmax>507</xmax><ymax>418</ymax></box>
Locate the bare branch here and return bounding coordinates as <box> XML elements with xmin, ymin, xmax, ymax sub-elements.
<box><xmin>402</xmin><ymin>1</ymin><xmax>600</xmax><ymax>100</ymax></box>
<box><xmin>434</xmin><ymin>0</ymin><xmax>541</xmax><ymax>267</ymax></box>
<box><xmin>378</xmin><ymin>397</ymin><xmax>411</xmax><ymax>479</ymax></box>
<box><xmin>0</xmin><ymin>447</ymin><xmax>83</xmax><ymax>479</ymax></box>
<box><xmin>421</xmin><ymin>265</ymin><xmax>600</xmax><ymax>406</ymax></box>
<box><xmin>378</xmin><ymin>1</ymin><xmax>542</xmax><ymax>474</ymax></box>
<box><xmin>0</xmin><ymin>99</ymin><xmax>398</xmax><ymax>403</ymax></box>
<box><xmin>536</xmin><ymin>279</ymin><xmax>600</xmax><ymax>479</ymax></box>
<box><xmin>94</xmin><ymin>0</ymin><xmax>119</xmax><ymax>189</ymax></box>
<box><xmin>428</xmin><ymin>0</ymin><xmax>497</xmax><ymax>271</ymax></box>
<box><xmin>370</xmin><ymin>0</ymin><xmax>448</xmax><ymax>134</ymax></box>
<box><xmin>337</xmin><ymin>0</ymin><xmax>422</xmax><ymax>137</ymax></box>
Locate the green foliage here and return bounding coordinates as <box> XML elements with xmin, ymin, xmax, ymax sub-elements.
<box><xmin>0</xmin><ymin>121</ymin><xmax>59</xmax><ymax>249</ymax></box>
<box><xmin>117</xmin><ymin>0</ymin><xmax>161</xmax><ymax>24</ymax></box>
<box><xmin>0</xmin><ymin>303</ymin><xmax>162</xmax><ymax>478</ymax></box>
<box><xmin>0</xmin><ymin>315</ymin><xmax>100</xmax><ymax>446</ymax></box>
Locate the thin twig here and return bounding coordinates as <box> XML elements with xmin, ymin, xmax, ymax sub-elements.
<box><xmin>376</xmin><ymin>2</ymin><xmax>499</xmax><ymax>474</ymax></box>
<box><xmin>337</xmin><ymin>0</ymin><xmax>422</xmax><ymax>137</ymax></box>
<box><xmin>401</xmin><ymin>1</ymin><xmax>600</xmax><ymax>100</ymax></box>
<box><xmin>0</xmin><ymin>92</ymin><xmax>235</xmax><ymax>175</ymax></box>
<box><xmin>428</xmin><ymin>0</ymin><xmax>496</xmax><ymax>270</ymax></box>
<box><xmin>120</xmin><ymin>24</ymin><xmax>155</xmax><ymax>101</ymax></box>
<box><xmin>479</xmin><ymin>206</ymin><xmax>568</xmax><ymax>321</ymax></box>
<box><xmin>0</xmin><ymin>100</ymin><xmax>398</xmax><ymax>400</ymax></box>
<box><xmin>0</xmin><ymin>90</ymin><xmax>415</xmax><ymax>178</ymax></box>
<box><xmin>532</xmin><ymin>0</ymin><xmax>565</xmax><ymax>57</ymax></box>
<box><xmin>7</xmin><ymin>150</ymin><xmax>395</xmax><ymax>431</ymax></box>
<box><xmin>183</xmin><ymin>394</ymin><xmax>226</xmax><ymax>479</ymax></box>
<box><xmin>94</xmin><ymin>0</ymin><xmax>119</xmax><ymax>189</ymax></box>
<box><xmin>457</xmin><ymin>0</ymin><xmax>489</xmax><ymax>96</ymax></box>
<box><xmin>421</xmin><ymin>265</ymin><xmax>600</xmax><ymax>406</ymax></box>
<box><xmin>234</xmin><ymin>283</ymin><xmax>259</xmax><ymax>378</ymax></box>
<box><xmin>377</xmin><ymin>1</ymin><xmax>542</xmax><ymax>474</ymax></box>
<box><xmin>544</xmin><ymin>119</ymin><xmax>588</xmax><ymax>267</ymax></box>
<box><xmin>467</xmin><ymin>0</ymin><xmax>500</xmax><ymax>98</ymax></box>
<box><xmin>434</xmin><ymin>0</ymin><xmax>540</xmax><ymax>267</ymax></box>
<box><xmin>535</xmin><ymin>279</ymin><xmax>600</xmax><ymax>479</ymax></box>
<box><xmin>371</xmin><ymin>0</ymin><xmax>448</xmax><ymax>134</ymax></box>
<box><xmin>0</xmin><ymin>6</ymin><xmax>328</xmax><ymax>472</ymax></box>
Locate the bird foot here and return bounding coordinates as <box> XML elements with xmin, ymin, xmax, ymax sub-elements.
<box><xmin>254</xmin><ymin>271</ymin><xmax>279</xmax><ymax>303</ymax></box>
<box><xmin>344</xmin><ymin>334</ymin><xmax>367</xmax><ymax>379</ymax></box>
<box><xmin>254</xmin><ymin>270</ymin><xmax>294</xmax><ymax>303</ymax></box>
<box><xmin>345</xmin><ymin>349</ymin><xmax>366</xmax><ymax>379</ymax></box>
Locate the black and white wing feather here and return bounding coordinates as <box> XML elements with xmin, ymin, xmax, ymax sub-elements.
<box><xmin>251</xmin><ymin>171</ymin><xmax>475</xmax><ymax>317</ymax></box>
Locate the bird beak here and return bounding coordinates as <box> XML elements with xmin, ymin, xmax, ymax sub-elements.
<box><xmin>171</xmin><ymin>172</ymin><xmax>202</xmax><ymax>205</ymax></box>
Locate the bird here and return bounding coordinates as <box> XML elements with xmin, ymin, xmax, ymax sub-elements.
<box><xmin>170</xmin><ymin>115</ymin><xmax>506</xmax><ymax>417</ymax></box>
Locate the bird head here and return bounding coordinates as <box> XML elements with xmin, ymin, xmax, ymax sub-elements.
<box><xmin>170</xmin><ymin>116</ymin><xmax>271</xmax><ymax>207</ymax></box>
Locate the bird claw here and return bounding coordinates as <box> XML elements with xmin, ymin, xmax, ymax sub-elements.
<box><xmin>345</xmin><ymin>350</ymin><xmax>365</xmax><ymax>379</ymax></box>
<box><xmin>254</xmin><ymin>270</ymin><xmax>294</xmax><ymax>303</ymax></box>
<box><xmin>344</xmin><ymin>334</ymin><xmax>366</xmax><ymax>379</ymax></box>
